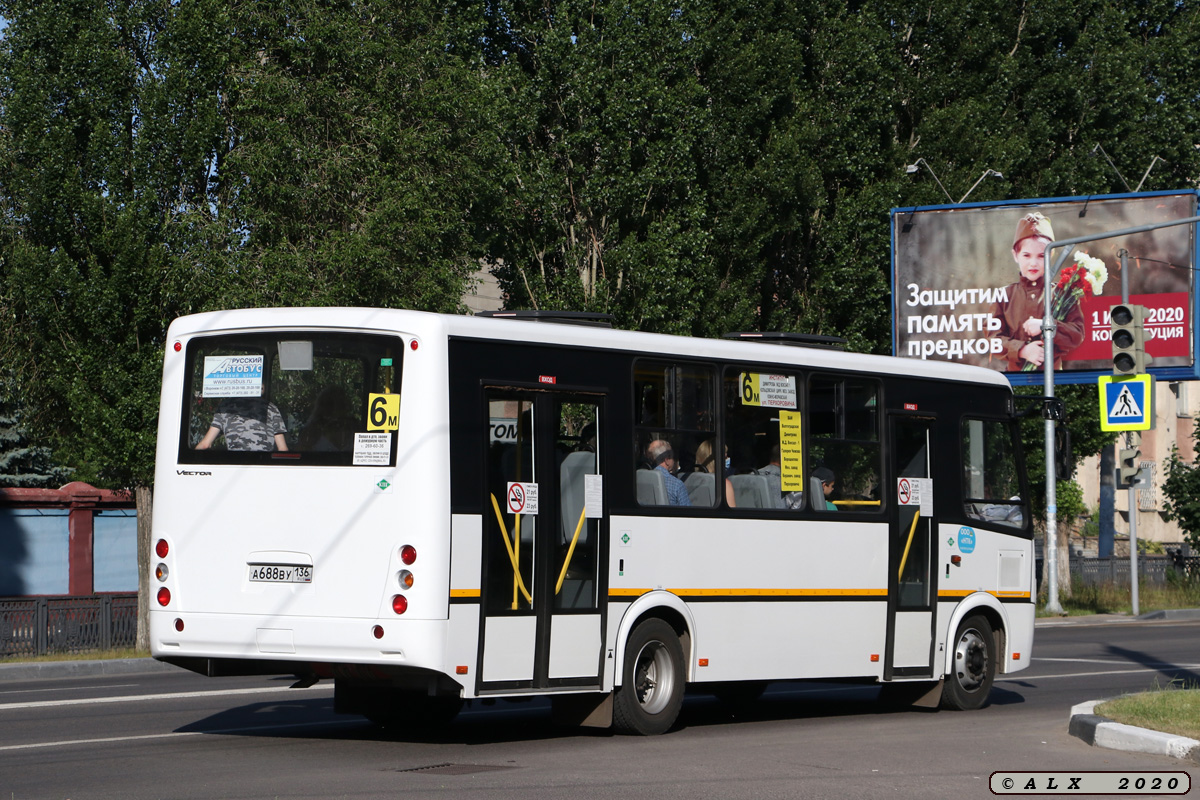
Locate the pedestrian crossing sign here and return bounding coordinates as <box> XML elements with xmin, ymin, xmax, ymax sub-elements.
<box><xmin>1098</xmin><ymin>374</ymin><xmax>1153</xmax><ymax>432</ymax></box>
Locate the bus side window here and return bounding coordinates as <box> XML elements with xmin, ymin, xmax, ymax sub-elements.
<box><xmin>723</xmin><ymin>368</ymin><xmax>802</xmax><ymax>511</ymax></box>
<box><xmin>633</xmin><ymin>360</ymin><xmax>715</xmax><ymax>507</ymax></box>
<box><xmin>807</xmin><ymin>376</ymin><xmax>881</xmax><ymax>513</ymax></box>
<box><xmin>962</xmin><ymin>418</ymin><xmax>1025</xmax><ymax>528</ymax></box>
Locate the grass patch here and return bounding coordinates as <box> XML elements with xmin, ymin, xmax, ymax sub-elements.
<box><xmin>0</xmin><ymin>647</ymin><xmax>147</xmax><ymax>664</ymax></box>
<box><xmin>1037</xmin><ymin>574</ymin><xmax>1200</xmax><ymax>617</ymax></box>
<box><xmin>1096</xmin><ymin>685</ymin><xmax>1200</xmax><ymax>741</ymax></box>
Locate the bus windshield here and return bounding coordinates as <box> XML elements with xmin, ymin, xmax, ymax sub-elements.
<box><xmin>177</xmin><ymin>331</ymin><xmax>402</xmax><ymax>466</ymax></box>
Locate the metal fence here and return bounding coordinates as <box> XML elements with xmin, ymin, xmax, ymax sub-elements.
<box><xmin>1069</xmin><ymin>554</ymin><xmax>1200</xmax><ymax>587</ymax></box>
<box><xmin>0</xmin><ymin>594</ymin><xmax>138</xmax><ymax>658</ymax></box>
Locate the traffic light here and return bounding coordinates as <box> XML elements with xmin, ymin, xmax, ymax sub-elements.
<box><xmin>1110</xmin><ymin>303</ymin><xmax>1146</xmax><ymax>376</ymax></box>
<box><xmin>1117</xmin><ymin>431</ymin><xmax>1142</xmax><ymax>486</ymax></box>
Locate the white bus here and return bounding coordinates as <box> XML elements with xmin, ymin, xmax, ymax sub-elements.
<box><xmin>150</xmin><ymin>308</ymin><xmax>1034</xmax><ymax>734</ymax></box>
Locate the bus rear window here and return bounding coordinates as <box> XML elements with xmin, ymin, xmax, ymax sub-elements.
<box><xmin>178</xmin><ymin>332</ymin><xmax>402</xmax><ymax>466</ymax></box>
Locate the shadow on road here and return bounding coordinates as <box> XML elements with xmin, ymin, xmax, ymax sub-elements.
<box><xmin>173</xmin><ymin>679</ymin><xmax>1029</xmax><ymax>745</ymax></box>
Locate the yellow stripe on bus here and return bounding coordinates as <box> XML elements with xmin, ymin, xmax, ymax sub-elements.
<box><xmin>608</xmin><ymin>588</ymin><xmax>887</xmax><ymax>598</ymax></box>
<box><xmin>450</xmin><ymin>589</ymin><xmax>481</xmax><ymax>598</ymax></box>
<box><xmin>938</xmin><ymin>589</ymin><xmax>1031</xmax><ymax>599</ymax></box>
<box><xmin>605</xmin><ymin>588</ymin><xmax>1031</xmax><ymax>600</ymax></box>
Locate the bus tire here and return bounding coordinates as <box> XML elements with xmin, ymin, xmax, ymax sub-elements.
<box><xmin>940</xmin><ymin>614</ymin><xmax>996</xmax><ymax>711</ymax></box>
<box><xmin>612</xmin><ymin>618</ymin><xmax>685</xmax><ymax>735</ymax></box>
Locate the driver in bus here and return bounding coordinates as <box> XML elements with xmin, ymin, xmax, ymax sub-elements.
<box><xmin>646</xmin><ymin>439</ymin><xmax>691</xmax><ymax>506</ymax></box>
<box><xmin>195</xmin><ymin>391</ymin><xmax>289</xmax><ymax>452</ymax></box>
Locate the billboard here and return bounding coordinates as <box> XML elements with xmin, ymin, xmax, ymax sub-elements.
<box><xmin>891</xmin><ymin>190</ymin><xmax>1199</xmax><ymax>385</ymax></box>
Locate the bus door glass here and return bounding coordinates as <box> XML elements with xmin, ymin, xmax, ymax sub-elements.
<box><xmin>480</xmin><ymin>389</ymin><xmax>604</xmax><ymax>690</ymax></box>
<box><xmin>886</xmin><ymin>415</ymin><xmax>937</xmax><ymax>678</ymax></box>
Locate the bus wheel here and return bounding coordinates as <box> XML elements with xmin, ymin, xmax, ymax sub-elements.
<box><xmin>613</xmin><ymin>618</ymin><xmax>685</xmax><ymax>735</ymax></box>
<box><xmin>940</xmin><ymin>614</ymin><xmax>996</xmax><ymax>711</ymax></box>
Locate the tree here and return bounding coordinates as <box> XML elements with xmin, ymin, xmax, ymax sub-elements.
<box><xmin>698</xmin><ymin>0</ymin><xmax>905</xmax><ymax>350</ymax></box>
<box><xmin>211</xmin><ymin>0</ymin><xmax>491</xmax><ymax>313</ymax></box>
<box><xmin>1161</xmin><ymin>418</ymin><xmax>1200</xmax><ymax>552</ymax></box>
<box><xmin>0</xmin><ymin>0</ymin><xmax>237</xmax><ymax>646</ymax></box>
<box><xmin>0</xmin><ymin>377</ymin><xmax>73</xmax><ymax>489</ymax></box>
<box><xmin>475</xmin><ymin>0</ymin><xmax>717</xmax><ymax>335</ymax></box>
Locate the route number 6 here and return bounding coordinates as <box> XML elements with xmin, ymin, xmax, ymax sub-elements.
<box><xmin>368</xmin><ymin>393</ymin><xmax>400</xmax><ymax>431</ymax></box>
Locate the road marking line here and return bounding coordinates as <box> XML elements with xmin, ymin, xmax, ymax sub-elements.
<box><xmin>1033</xmin><ymin>657</ymin><xmax>1200</xmax><ymax>667</ymax></box>
<box><xmin>0</xmin><ymin>719</ymin><xmax>352</xmax><ymax>753</ymax></box>
<box><xmin>0</xmin><ymin>684</ymin><xmax>329</xmax><ymax>711</ymax></box>
<box><xmin>0</xmin><ymin>683</ymin><xmax>140</xmax><ymax>696</ymax></box>
<box><xmin>1001</xmin><ymin>665</ymin><xmax>1200</xmax><ymax>681</ymax></box>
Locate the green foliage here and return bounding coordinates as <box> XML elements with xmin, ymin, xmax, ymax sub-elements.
<box><xmin>1053</xmin><ymin>478</ymin><xmax>1086</xmax><ymax>525</ymax></box>
<box><xmin>0</xmin><ymin>0</ymin><xmax>488</xmax><ymax>489</ymax></box>
<box><xmin>5</xmin><ymin>0</ymin><xmax>1200</xmax><ymax>489</ymax></box>
<box><xmin>476</xmin><ymin>0</ymin><xmax>715</xmax><ymax>334</ymax></box>
<box><xmin>0</xmin><ymin>0</ymin><xmax>204</xmax><ymax>488</ymax></box>
<box><xmin>214</xmin><ymin>0</ymin><xmax>490</xmax><ymax>312</ymax></box>
<box><xmin>1161</xmin><ymin>419</ymin><xmax>1200</xmax><ymax>551</ymax></box>
<box><xmin>0</xmin><ymin>376</ymin><xmax>73</xmax><ymax>488</ymax></box>
<box><xmin>1053</xmin><ymin>577</ymin><xmax>1200</xmax><ymax>616</ymax></box>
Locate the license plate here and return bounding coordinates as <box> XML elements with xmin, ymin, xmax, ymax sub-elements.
<box><xmin>248</xmin><ymin>564</ymin><xmax>312</xmax><ymax>583</ymax></box>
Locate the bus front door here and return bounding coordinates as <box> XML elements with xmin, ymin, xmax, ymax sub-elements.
<box><xmin>885</xmin><ymin>415</ymin><xmax>937</xmax><ymax>679</ymax></box>
<box><xmin>479</xmin><ymin>390</ymin><xmax>606</xmax><ymax>692</ymax></box>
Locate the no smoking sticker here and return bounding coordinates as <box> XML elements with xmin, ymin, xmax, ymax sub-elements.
<box><xmin>506</xmin><ymin>482</ymin><xmax>539</xmax><ymax>515</ymax></box>
<box><xmin>897</xmin><ymin>477</ymin><xmax>933</xmax><ymax>516</ymax></box>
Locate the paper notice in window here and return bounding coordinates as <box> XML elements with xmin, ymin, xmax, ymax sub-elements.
<box><xmin>353</xmin><ymin>432</ymin><xmax>391</xmax><ymax>465</ymax></box>
<box><xmin>779</xmin><ymin>410</ymin><xmax>803</xmax><ymax>491</ymax></box>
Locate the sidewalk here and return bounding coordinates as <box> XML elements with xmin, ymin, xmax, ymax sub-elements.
<box><xmin>0</xmin><ymin>656</ymin><xmax>178</xmax><ymax>682</ymax></box>
<box><xmin>1069</xmin><ymin>700</ymin><xmax>1200</xmax><ymax>763</ymax></box>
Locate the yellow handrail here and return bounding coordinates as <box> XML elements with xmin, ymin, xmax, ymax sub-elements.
<box><xmin>513</xmin><ymin>510</ymin><xmax>521</xmax><ymax>608</ymax></box>
<box><xmin>555</xmin><ymin>506</ymin><xmax>588</xmax><ymax>594</ymax></box>
<box><xmin>488</xmin><ymin>493</ymin><xmax>533</xmax><ymax>607</ymax></box>
<box><xmin>898</xmin><ymin>511</ymin><xmax>921</xmax><ymax>581</ymax></box>
<box><xmin>831</xmin><ymin>500</ymin><xmax>882</xmax><ymax>507</ymax></box>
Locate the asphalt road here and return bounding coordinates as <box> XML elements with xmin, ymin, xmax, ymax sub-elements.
<box><xmin>1</xmin><ymin>617</ymin><xmax>1197</xmax><ymax>799</ymax></box>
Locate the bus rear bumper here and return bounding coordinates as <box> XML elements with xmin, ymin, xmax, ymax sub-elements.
<box><xmin>150</xmin><ymin>611</ymin><xmax>458</xmax><ymax>682</ymax></box>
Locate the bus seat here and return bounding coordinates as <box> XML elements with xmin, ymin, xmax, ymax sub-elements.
<box><xmin>762</xmin><ymin>473</ymin><xmax>785</xmax><ymax>508</ymax></box>
<box><xmin>684</xmin><ymin>472</ymin><xmax>715</xmax><ymax>507</ymax></box>
<box><xmin>636</xmin><ymin>469</ymin><xmax>668</xmax><ymax>506</ymax></box>
<box><xmin>809</xmin><ymin>476</ymin><xmax>827</xmax><ymax>511</ymax></box>
<box><xmin>729</xmin><ymin>474</ymin><xmax>771</xmax><ymax>509</ymax></box>
<box><xmin>560</xmin><ymin>451</ymin><xmax>596</xmax><ymax>544</ymax></box>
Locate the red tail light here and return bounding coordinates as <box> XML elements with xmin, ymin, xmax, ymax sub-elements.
<box><xmin>391</xmin><ymin>595</ymin><xmax>408</xmax><ymax>614</ymax></box>
<box><xmin>156</xmin><ymin>539</ymin><xmax>169</xmax><ymax>558</ymax></box>
<box><xmin>157</xmin><ymin>587</ymin><xmax>171</xmax><ymax>606</ymax></box>
<box><xmin>400</xmin><ymin>545</ymin><xmax>417</xmax><ymax>565</ymax></box>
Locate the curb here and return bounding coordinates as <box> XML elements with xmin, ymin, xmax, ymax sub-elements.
<box><xmin>1069</xmin><ymin>700</ymin><xmax>1200</xmax><ymax>763</ymax></box>
<box><xmin>0</xmin><ymin>657</ymin><xmax>179</xmax><ymax>682</ymax></box>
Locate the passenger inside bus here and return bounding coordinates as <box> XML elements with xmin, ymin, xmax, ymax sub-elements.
<box><xmin>195</xmin><ymin>393</ymin><xmax>289</xmax><ymax>452</ymax></box>
<box><xmin>298</xmin><ymin>387</ymin><xmax>355</xmax><ymax>451</ymax></box>
<box><xmin>811</xmin><ymin>466</ymin><xmax>837</xmax><ymax>511</ymax></box>
<box><xmin>645</xmin><ymin>439</ymin><xmax>691</xmax><ymax>506</ymax></box>
<box><xmin>691</xmin><ymin>439</ymin><xmax>734</xmax><ymax>507</ymax></box>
